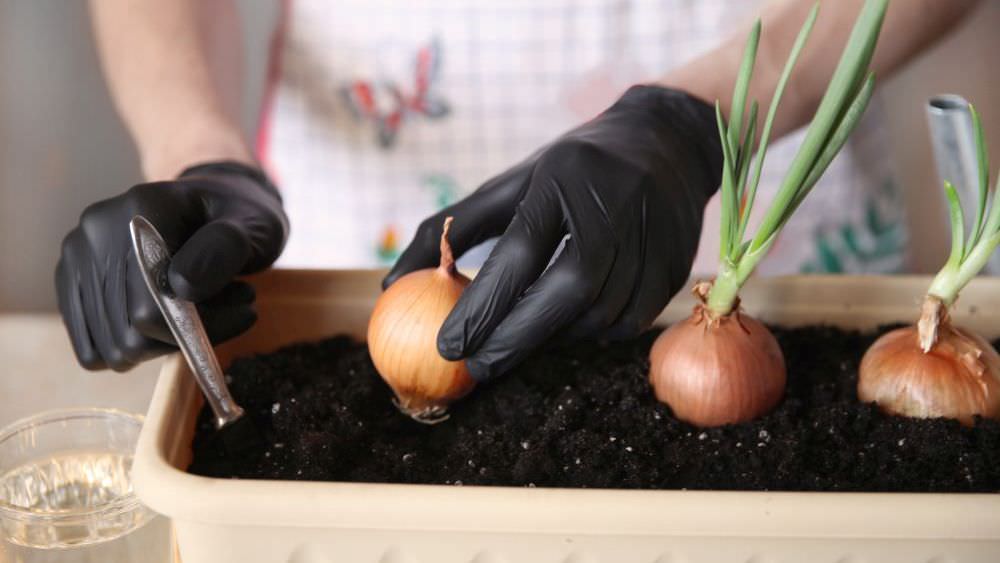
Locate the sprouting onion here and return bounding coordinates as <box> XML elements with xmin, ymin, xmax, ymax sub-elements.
<box><xmin>858</xmin><ymin>106</ymin><xmax>1000</xmax><ymax>425</ymax></box>
<box><xmin>650</xmin><ymin>0</ymin><xmax>889</xmax><ymax>427</ymax></box>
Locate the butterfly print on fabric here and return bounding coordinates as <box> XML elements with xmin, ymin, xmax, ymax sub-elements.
<box><xmin>340</xmin><ymin>38</ymin><xmax>451</xmax><ymax>148</ymax></box>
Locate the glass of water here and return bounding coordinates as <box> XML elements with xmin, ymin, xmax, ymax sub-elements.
<box><xmin>0</xmin><ymin>409</ymin><xmax>173</xmax><ymax>563</ymax></box>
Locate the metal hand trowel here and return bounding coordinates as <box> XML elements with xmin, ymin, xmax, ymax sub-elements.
<box><xmin>130</xmin><ymin>215</ymin><xmax>259</xmax><ymax>455</ymax></box>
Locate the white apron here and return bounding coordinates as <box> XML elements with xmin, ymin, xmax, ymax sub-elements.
<box><xmin>258</xmin><ymin>0</ymin><xmax>905</xmax><ymax>276</ymax></box>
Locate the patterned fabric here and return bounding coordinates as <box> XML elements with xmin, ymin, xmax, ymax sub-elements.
<box><xmin>259</xmin><ymin>0</ymin><xmax>905</xmax><ymax>275</ymax></box>
<box><xmin>339</xmin><ymin>38</ymin><xmax>450</xmax><ymax>149</ymax></box>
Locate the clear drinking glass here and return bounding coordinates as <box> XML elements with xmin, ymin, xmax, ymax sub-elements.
<box><xmin>0</xmin><ymin>409</ymin><xmax>173</xmax><ymax>563</ymax></box>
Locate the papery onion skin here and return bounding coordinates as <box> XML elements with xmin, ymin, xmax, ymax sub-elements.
<box><xmin>367</xmin><ymin>218</ymin><xmax>475</xmax><ymax>421</ymax></box>
<box><xmin>858</xmin><ymin>323</ymin><xmax>1000</xmax><ymax>426</ymax></box>
<box><xmin>649</xmin><ymin>305</ymin><xmax>786</xmax><ymax>427</ymax></box>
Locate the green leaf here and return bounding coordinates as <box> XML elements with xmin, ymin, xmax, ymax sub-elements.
<box><xmin>732</xmin><ymin>239</ymin><xmax>753</xmax><ymax>263</ymax></box>
<box><xmin>728</xmin><ymin>20</ymin><xmax>761</xmax><ymax>158</ymax></box>
<box><xmin>716</xmin><ymin>102</ymin><xmax>737</xmax><ymax>259</ymax></box>
<box><xmin>967</xmin><ymin>105</ymin><xmax>990</xmax><ymax>250</ymax></box>
<box><xmin>736</xmin><ymin>101</ymin><xmax>759</xmax><ymax>209</ymax></box>
<box><xmin>708</xmin><ymin>0</ymin><xmax>888</xmax><ymax>313</ymax></box>
<box><xmin>736</xmin><ymin>2</ymin><xmax>819</xmax><ymax>246</ymax></box>
<box><xmin>944</xmin><ymin>181</ymin><xmax>966</xmax><ymax>267</ymax></box>
<box><xmin>930</xmin><ymin>109</ymin><xmax>1000</xmax><ymax>301</ymax></box>
<box><xmin>984</xmin><ymin>170</ymin><xmax>1000</xmax><ymax>239</ymax></box>
<box><xmin>954</xmin><ymin>230</ymin><xmax>1000</xmax><ymax>298</ymax></box>
<box><xmin>749</xmin><ymin>0</ymin><xmax>888</xmax><ymax>254</ymax></box>
<box><xmin>782</xmin><ymin>72</ymin><xmax>876</xmax><ymax>225</ymax></box>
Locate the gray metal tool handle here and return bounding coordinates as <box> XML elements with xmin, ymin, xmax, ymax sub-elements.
<box><xmin>130</xmin><ymin>216</ymin><xmax>245</xmax><ymax>429</ymax></box>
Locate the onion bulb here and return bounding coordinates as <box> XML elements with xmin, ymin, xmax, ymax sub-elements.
<box><xmin>858</xmin><ymin>296</ymin><xmax>1000</xmax><ymax>425</ymax></box>
<box><xmin>368</xmin><ymin>217</ymin><xmax>475</xmax><ymax>422</ymax></box>
<box><xmin>649</xmin><ymin>283</ymin><xmax>786</xmax><ymax>427</ymax></box>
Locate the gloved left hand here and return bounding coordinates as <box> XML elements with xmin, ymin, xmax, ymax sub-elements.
<box><xmin>384</xmin><ymin>85</ymin><xmax>723</xmax><ymax>382</ymax></box>
<box><xmin>55</xmin><ymin>160</ymin><xmax>288</xmax><ymax>372</ymax></box>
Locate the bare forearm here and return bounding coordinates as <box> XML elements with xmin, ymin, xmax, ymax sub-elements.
<box><xmin>90</xmin><ymin>0</ymin><xmax>252</xmax><ymax>181</ymax></box>
<box><xmin>662</xmin><ymin>0</ymin><xmax>980</xmax><ymax>139</ymax></box>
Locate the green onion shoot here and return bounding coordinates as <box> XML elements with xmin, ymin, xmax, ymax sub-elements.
<box><xmin>650</xmin><ymin>0</ymin><xmax>889</xmax><ymax>427</ymax></box>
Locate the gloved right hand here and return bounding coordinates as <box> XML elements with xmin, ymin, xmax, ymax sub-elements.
<box><xmin>385</xmin><ymin>85</ymin><xmax>722</xmax><ymax>382</ymax></box>
<box><xmin>55</xmin><ymin>160</ymin><xmax>289</xmax><ymax>372</ymax></box>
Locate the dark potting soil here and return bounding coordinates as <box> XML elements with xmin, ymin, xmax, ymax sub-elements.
<box><xmin>189</xmin><ymin>326</ymin><xmax>1000</xmax><ymax>492</ymax></box>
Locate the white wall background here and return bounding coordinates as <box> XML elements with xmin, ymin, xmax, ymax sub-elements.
<box><xmin>0</xmin><ymin>1</ymin><xmax>997</xmax><ymax>312</ymax></box>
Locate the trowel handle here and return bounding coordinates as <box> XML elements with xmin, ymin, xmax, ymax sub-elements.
<box><xmin>130</xmin><ymin>216</ymin><xmax>245</xmax><ymax>429</ymax></box>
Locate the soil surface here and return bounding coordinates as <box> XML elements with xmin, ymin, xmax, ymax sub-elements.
<box><xmin>189</xmin><ymin>325</ymin><xmax>1000</xmax><ymax>492</ymax></box>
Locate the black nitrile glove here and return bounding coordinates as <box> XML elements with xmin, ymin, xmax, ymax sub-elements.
<box><xmin>385</xmin><ymin>85</ymin><xmax>722</xmax><ymax>381</ymax></box>
<box><xmin>56</xmin><ymin>161</ymin><xmax>288</xmax><ymax>371</ymax></box>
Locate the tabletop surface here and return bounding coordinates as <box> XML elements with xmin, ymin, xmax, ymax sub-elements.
<box><xmin>0</xmin><ymin>313</ymin><xmax>162</xmax><ymax>429</ymax></box>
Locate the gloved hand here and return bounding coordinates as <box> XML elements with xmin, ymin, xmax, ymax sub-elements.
<box><xmin>385</xmin><ymin>85</ymin><xmax>722</xmax><ymax>381</ymax></box>
<box><xmin>56</xmin><ymin>161</ymin><xmax>289</xmax><ymax>371</ymax></box>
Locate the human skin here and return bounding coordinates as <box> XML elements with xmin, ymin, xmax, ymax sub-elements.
<box><xmin>90</xmin><ymin>0</ymin><xmax>253</xmax><ymax>181</ymax></box>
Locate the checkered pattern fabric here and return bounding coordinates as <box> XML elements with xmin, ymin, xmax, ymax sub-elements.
<box><xmin>260</xmin><ymin>0</ymin><xmax>903</xmax><ymax>275</ymax></box>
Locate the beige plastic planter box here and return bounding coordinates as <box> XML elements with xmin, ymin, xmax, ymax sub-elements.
<box><xmin>134</xmin><ymin>270</ymin><xmax>1000</xmax><ymax>563</ymax></box>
